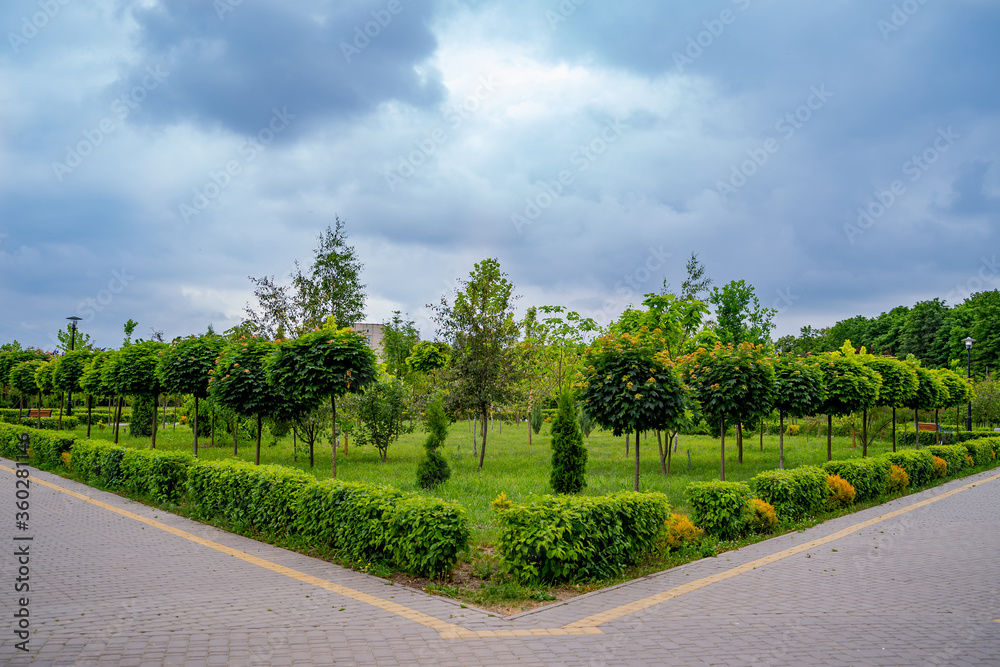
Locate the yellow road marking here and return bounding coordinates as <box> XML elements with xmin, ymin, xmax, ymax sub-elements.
<box><xmin>5</xmin><ymin>463</ymin><xmax>997</xmax><ymax>639</ymax></box>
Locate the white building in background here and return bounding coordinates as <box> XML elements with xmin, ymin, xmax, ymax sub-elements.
<box><xmin>351</xmin><ymin>323</ymin><xmax>385</xmax><ymax>361</ymax></box>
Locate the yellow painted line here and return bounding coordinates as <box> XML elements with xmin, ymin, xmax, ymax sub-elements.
<box><xmin>565</xmin><ymin>472</ymin><xmax>1000</xmax><ymax>629</ymax></box>
<box><xmin>5</xmin><ymin>462</ymin><xmax>997</xmax><ymax>639</ymax></box>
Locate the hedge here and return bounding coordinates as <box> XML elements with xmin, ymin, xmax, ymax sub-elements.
<box><xmin>749</xmin><ymin>466</ymin><xmax>828</xmax><ymax>520</ymax></box>
<box><xmin>924</xmin><ymin>445</ymin><xmax>967</xmax><ymax>476</ymax></box>
<box><xmin>896</xmin><ymin>429</ymin><xmax>998</xmax><ymax>448</ymax></box>
<box><xmin>686</xmin><ymin>481</ymin><xmax>752</xmax><ymax>540</ymax></box>
<box><xmin>495</xmin><ymin>492</ymin><xmax>670</xmax><ymax>583</ymax></box>
<box><xmin>962</xmin><ymin>439</ymin><xmax>995</xmax><ymax>468</ymax></box>
<box><xmin>883</xmin><ymin>450</ymin><xmax>935</xmax><ymax>488</ymax></box>
<box><xmin>0</xmin><ymin>413</ymin><xmax>80</xmax><ymax>431</ymax></box>
<box><xmin>69</xmin><ymin>438</ymin><xmax>193</xmax><ymax>503</ymax></box>
<box><xmin>0</xmin><ymin>423</ymin><xmax>74</xmax><ymax>468</ymax></box>
<box><xmin>188</xmin><ymin>461</ymin><xmax>315</xmax><ymax>536</ymax></box>
<box><xmin>821</xmin><ymin>458</ymin><xmax>891</xmax><ymax>502</ymax></box>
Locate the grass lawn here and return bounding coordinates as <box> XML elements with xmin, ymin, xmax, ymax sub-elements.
<box><xmin>71</xmin><ymin>418</ymin><xmax>904</xmax><ymax>544</ymax></box>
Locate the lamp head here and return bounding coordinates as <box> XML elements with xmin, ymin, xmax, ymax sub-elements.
<box><xmin>963</xmin><ymin>336</ymin><xmax>976</xmax><ymax>350</ymax></box>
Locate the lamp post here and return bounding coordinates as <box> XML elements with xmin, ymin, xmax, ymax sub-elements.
<box><xmin>963</xmin><ymin>336</ymin><xmax>975</xmax><ymax>431</ymax></box>
<box><xmin>66</xmin><ymin>316</ymin><xmax>82</xmax><ymax>416</ymax></box>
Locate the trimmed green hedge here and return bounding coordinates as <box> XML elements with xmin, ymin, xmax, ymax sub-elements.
<box><xmin>821</xmin><ymin>458</ymin><xmax>891</xmax><ymax>502</ymax></box>
<box><xmin>896</xmin><ymin>429</ymin><xmax>997</xmax><ymax>448</ymax></box>
<box><xmin>925</xmin><ymin>445</ymin><xmax>968</xmax><ymax>476</ymax></box>
<box><xmin>70</xmin><ymin>438</ymin><xmax>193</xmax><ymax>503</ymax></box>
<box><xmin>884</xmin><ymin>450</ymin><xmax>935</xmax><ymax>488</ymax></box>
<box><xmin>495</xmin><ymin>492</ymin><xmax>670</xmax><ymax>583</ymax></box>
<box><xmin>962</xmin><ymin>439</ymin><xmax>995</xmax><ymax>468</ymax></box>
<box><xmin>686</xmin><ymin>481</ymin><xmax>751</xmax><ymax>540</ymax></box>
<box><xmin>0</xmin><ymin>423</ymin><xmax>74</xmax><ymax>468</ymax></box>
<box><xmin>749</xmin><ymin>466</ymin><xmax>828</xmax><ymax>520</ymax></box>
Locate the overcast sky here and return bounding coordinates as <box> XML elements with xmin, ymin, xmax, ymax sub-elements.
<box><xmin>2</xmin><ymin>0</ymin><xmax>998</xmax><ymax>350</ymax></box>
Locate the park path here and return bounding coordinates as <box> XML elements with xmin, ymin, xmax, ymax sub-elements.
<box><xmin>1</xmin><ymin>458</ymin><xmax>999</xmax><ymax>666</ymax></box>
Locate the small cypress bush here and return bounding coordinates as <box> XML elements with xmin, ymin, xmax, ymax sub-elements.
<box><xmin>530</xmin><ymin>404</ymin><xmax>544</xmax><ymax>435</ymax></box>
<box><xmin>129</xmin><ymin>395</ymin><xmax>155</xmax><ymax>437</ymax></box>
<box><xmin>416</xmin><ymin>396</ymin><xmax>451</xmax><ymax>490</ymax></box>
<box><xmin>550</xmin><ymin>392</ymin><xmax>587</xmax><ymax>494</ymax></box>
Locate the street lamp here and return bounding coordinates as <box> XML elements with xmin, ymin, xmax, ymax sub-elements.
<box><xmin>66</xmin><ymin>316</ymin><xmax>82</xmax><ymax>416</ymax></box>
<box><xmin>963</xmin><ymin>336</ymin><xmax>975</xmax><ymax>431</ymax></box>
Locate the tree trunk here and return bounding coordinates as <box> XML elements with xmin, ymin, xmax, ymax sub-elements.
<box><xmin>472</xmin><ymin>414</ymin><xmax>478</xmax><ymax>457</ymax></box>
<box><xmin>633</xmin><ymin>429</ymin><xmax>640</xmax><ymax>491</ymax></box>
<box><xmin>527</xmin><ymin>391</ymin><xmax>532</xmax><ymax>447</ymax></box>
<box><xmin>862</xmin><ymin>408</ymin><xmax>868</xmax><ymax>458</ymax></box>
<box><xmin>657</xmin><ymin>430</ymin><xmax>666</xmax><ymax>475</ymax></box>
<box><xmin>914</xmin><ymin>409</ymin><xmax>920</xmax><ymax>449</ymax></box>
<box><xmin>826</xmin><ymin>414</ymin><xmax>832</xmax><ymax>462</ymax></box>
<box><xmin>292</xmin><ymin>428</ymin><xmax>298</xmax><ymax>463</ymax></box>
<box><xmin>152</xmin><ymin>393</ymin><xmax>158</xmax><ymax>449</ymax></box>
<box><xmin>760</xmin><ymin>421</ymin><xmax>764</xmax><ymax>452</ymax></box>
<box><xmin>173</xmin><ymin>399</ymin><xmax>177</xmax><ymax>430</ymax></box>
<box><xmin>233</xmin><ymin>415</ymin><xmax>239</xmax><ymax>456</ymax></box>
<box><xmin>210</xmin><ymin>407</ymin><xmax>215</xmax><ymax>448</ymax></box>
<box><xmin>86</xmin><ymin>395</ymin><xmax>92</xmax><ymax>438</ymax></box>
<box><xmin>193</xmin><ymin>396</ymin><xmax>199</xmax><ymax>457</ymax></box>
<box><xmin>256</xmin><ymin>412</ymin><xmax>262</xmax><ymax>466</ymax></box>
<box><xmin>37</xmin><ymin>392</ymin><xmax>42</xmax><ymax>429</ymax></box>
<box><xmin>668</xmin><ymin>432</ymin><xmax>674</xmax><ymax>472</ymax></box>
<box><xmin>737</xmin><ymin>421</ymin><xmax>743</xmax><ymax>464</ymax></box>
<box><xmin>625</xmin><ymin>432</ymin><xmax>629</xmax><ymax>457</ymax></box>
<box><xmin>720</xmin><ymin>415</ymin><xmax>726</xmax><ymax>481</ymax></box>
<box><xmin>17</xmin><ymin>395</ymin><xmax>22</xmax><ymax>423</ymax></box>
<box><xmin>478</xmin><ymin>407</ymin><xmax>488</xmax><ymax>471</ymax></box>
<box><xmin>58</xmin><ymin>392</ymin><xmax>64</xmax><ymax>430</ymax></box>
<box><xmin>892</xmin><ymin>407</ymin><xmax>897</xmax><ymax>452</ymax></box>
<box><xmin>779</xmin><ymin>410</ymin><xmax>785</xmax><ymax>470</ymax></box>
<box><xmin>162</xmin><ymin>393</ymin><xmax>168</xmax><ymax>429</ymax></box>
<box><xmin>113</xmin><ymin>396</ymin><xmax>121</xmax><ymax>443</ymax></box>
<box><xmin>331</xmin><ymin>395</ymin><xmax>338</xmax><ymax>479</ymax></box>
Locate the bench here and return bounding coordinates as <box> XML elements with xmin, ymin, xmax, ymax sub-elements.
<box><xmin>27</xmin><ymin>409</ymin><xmax>52</xmax><ymax>418</ymax></box>
<box><xmin>917</xmin><ymin>422</ymin><xmax>938</xmax><ymax>432</ymax></box>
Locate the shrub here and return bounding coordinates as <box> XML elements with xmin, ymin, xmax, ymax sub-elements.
<box><xmin>660</xmin><ymin>513</ymin><xmax>703</xmax><ymax>549</ymax></box>
<box><xmin>966</xmin><ymin>454</ymin><xmax>975</xmax><ymax>468</ymax></box>
<box><xmin>118</xmin><ymin>449</ymin><xmax>195</xmax><ymax>503</ymax></box>
<box><xmin>749</xmin><ymin>466</ymin><xmax>828</xmax><ymax>520</ymax></box>
<box><xmin>963</xmin><ymin>439</ymin><xmax>994</xmax><ymax>468</ymax></box>
<box><xmin>495</xmin><ymin>492</ymin><xmax>670</xmax><ymax>583</ymax></box>
<box><xmin>746</xmin><ymin>498</ymin><xmax>779</xmax><ymax>533</ymax></box>
<box><xmin>784</xmin><ymin>424</ymin><xmax>800</xmax><ymax>436</ymax></box>
<box><xmin>416</xmin><ymin>397</ymin><xmax>451</xmax><ymax>490</ymax></box>
<box><xmin>931</xmin><ymin>456</ymin><xmax>948</xmax><ymax>479</ymax></box>
<box><xmin>883</xmin><ymin>450</ymin><xmax>935</xmax><ymax>488</ymax></box>
<box><xmin>61</xmin><ymin>451</ymin><xmax>71</xmax><ymax>469</ymax></box>
<box><xmin>550</xmin><ymin>392</ymin><xmax>587</xmax><ymax>494</ymax></box>
<box><xmin>386</xmin><ymin>496</ymin><xmax>469</xmax><ymax>578</ymax></box>
<box><xmin>826</xmin><ymin>475</ymin><xmax>856</xmax><ymax>509</ymax></box>
<box><xmin>490</xmin><ymin>492</ymin><xmax>513</xmax><ymax>514</ymax></box>
<box><xmin>925</xmin><ymin>445</ymin><xmax>967</xmax><ymax>476</ymax></box>
<box><xmin>822</xmin><ymin>458</ymin><xmax>890</xmax><ymax>501</ymax></box>
<box><xmin>129</xmin><ymin>395</ymin><xmax>155</xmax><ymax>437</ymax></box>
<box><xmin>686</xmin><ymin>481</ymin><xmax>752</xmax><ymax>540</ymax></box>
<box><xmin>888</xmin><ymin>464</ymin><xmax>909</xmax><ymax>493</ymax></box>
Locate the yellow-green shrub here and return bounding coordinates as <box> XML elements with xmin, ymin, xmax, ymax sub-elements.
<box><xmin>826</xmin><ymin>474</ymin><xmax>856</xmax><ymax>509</ymax></box>
<box><xmin>661</xmin><ymin>513</ymin><xmax>703</xmax><ymax>549</ymax></box>
<box><xmin>61</xmin><ymin>452</ymin><xmax>71</xmax><ymax>469</ymax></box>
<box><xmin>888</xmin><ymin>464</ymin><xmax>909</xmax><ymax>493</ymax></box>
<box><xmin>784</xmin><ymin>424</ymin><xmax>800</xmax><ymax>436</ymax></box>
<box><xmin>931</xmin><ymin>456</ymin><xmax>948</xmax><ymax>479</ymax></box>
<box><xmin>747</xmin><ymin>498</ymin><xmax>778</xmax><ymax>533</ymax></box>
<box><xmin>966</xmin><ymin>455</ymin><xmax>975</xmax><ymax>468</ymax></box>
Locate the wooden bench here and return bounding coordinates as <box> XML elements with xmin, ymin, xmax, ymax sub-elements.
<box><xmin>27</xmin><ymin>409</ymin><xmax>52</xmax><ymax>418</ymax></box>
<box><xmin>917</xmin><ymin>422</ymin><xmax>938</xmax><ymax>432</ymax></box>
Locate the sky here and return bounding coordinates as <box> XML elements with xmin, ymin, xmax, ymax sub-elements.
<box><xmin>1</xmin><ymin>0</ymin><xmax>999</xmax><ymax>351</ymax></box>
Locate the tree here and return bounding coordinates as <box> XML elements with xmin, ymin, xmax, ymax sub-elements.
<box><xmin>0</xmin><ymin>348</ymin><xmax>47</xmax><ymax>406</ymax></box>
<box><xmin>861</xmin><ymin>355</ymin><xmax>918</xmax><ymax>452</ymax></box>
<box><xmin>157</xmin><ymin>335</ymin><xmax>223</xmax><ymax>456</ymax></box>
<box><xmin>709</xmin><ymin>280</ymin><xmax>777</xmax><ymax>347</ymax></box>
<box><xmin>816</xmin><ymin>351</ymin><xmax>882</xmax><ymax>460</ymax></box>
<box><xmin>9</xmin><ymin>360</ymin><xmax>45</xmax><ymax>423</ymax></box>
<box><xmin>550</xmin><ymin>391</ymin><xmax>587</xmax><ymax>493</ymax></box>
<box><xmin>33</xmin><ymin>360</ymin><xmax>56</xmax><ymax>429</ymax></box>
<box><xmin>680</xmin><ymin>343</ymin><xmax>775</xmax><ymax>479</ymax></box>
<box><xmin>431</xmin><ymin>258</ymin><xmax>523</xmax><ymax>471</ymax></box>
<box><xmin>580</xmin><ymin>331</ymin><xmax>689</xmax><ymax>490</ymax></box>
<box><xmin>267</xmin><ymin>326</ymin><xmax>377</xmax><ymax>478</ymax></box>
<box><xmin>416</xmin><ymin>395</ymin><xmax>451</xmax><ymax>489</ymax></box>
<box><xmin>609</xmin><ymin>294</ymin><xmax>709</xmax><ymax>360</ymax></box>
<box><xmin>245</xmin><ymin>217</ymin><xmax>366</xmax><ymax>337</ymax></box>
<box><xmin>381</xmin><ymin>311</ymin><xmax>419</xmax><ymax>379</ymax></box>
<box><xmin>351</xmin><ymin>375</ymin><xmax>411</xmax><ymax>462</ymax></box>
<box><xmin>772</xmin><ymin>356</ymin><xmax>826</xmax><ymax>469</ymax></box>
<box><xmin>406</xmin><ymin>341</ymin><xmax>449</xmax><ymax>375</ymax></box>
<box><xmin>904</xmin><ymin>362</ymin><xmax>945</xmax><ymax>449</ymax></box>
<box><xmin>103</xmin><ymin>341</ymin><xmax>166</xmax><ymax>446</ymax></box>
<box><xmin>935</xmin><ymin>368</ymin><xmax>972</xmax><ymax>429</ymax></box>
<box><xmin>210</xmin><ymin>338</ymin><xmax>280</xmax><ymax>465</ymax></box>
<box><xmin>54</xmin><ymin>323</ymin><xmax>95</xmax><ymax>353</ymax></box>
<box><xmin>54</xmin><ymin>350</ymin><xmax>93</xmax><ymax>430</ymax></box>
<box><xmin>80</xmin><ymin>351</ymin><xmax>114</xmax><ymax>438</ymax></box>
<box><xmin>680</xmin><ymin>252</ymin><xmax>713</xmax><ymax>302</ymax></box>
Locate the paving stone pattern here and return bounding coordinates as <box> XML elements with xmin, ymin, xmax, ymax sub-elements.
<box><xmin>2</xmin><ymin>458</ymin><xmax>999</xmax><ymax>666</ymax></box>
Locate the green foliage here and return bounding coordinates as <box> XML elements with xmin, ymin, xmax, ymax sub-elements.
<box><xmin>118</xmin><ymin>449</ymin><xmax>195</xmax><ymax>503</ymax></box>
<box><xmin>862</xmin><ymin>355</ymin><xmax>918</xmax><ymax>409</ymax></box>
<box><xmin>708</xmin><ymin>279</ymin><xmax>776</xmax><ymax>347</ymax></box>
<box><xmin>550</xmin><ymin>392</ymin><xmax>587</xmax><ymax>494</ymax></box>
<box><xmin>381</xmin><ymin>311</ymin><xmax>419</xmax><ymax>379</ymax></box>
<box><xmin>748</xmin><ymin>466</ymin><xmax>828</xmax><ymax>520</ymax></box>
<box><xmin>609</xmin><ymin>293</ymin><xmax>709</xmax><ymax>360</ymax></box>
<box><xmin>679</xmin><ymin>342</ymin><xmax>775</xmax><ymax>430</ymax></box>
<box><xmin>925</xmin><ymin>444</ymin><xmax>967</xmax><ymax>475</ymax></box>
<box><xmin>351</xmin><ymin>376</ymin><xmax>412</xmax><ymax>462</ymax></box>
<box><xmin>405</xmin><ymin>340</ymin><xmax>450</xmax><ymax>375</ymax></box>
<box><xmin>0</xmin><ymin>412</ymin><xmax>79</xmax><ymax>430</ymax></box>
<box><xmin>268</xmin><ymin>328</ymin><xmax>377</xmax><ymax>408</ymax></box>
<box><xmin>416</xmin><ymin>396</ymin><xmax>451</xmax><ymax>489</ymax></box>
<box><xmin>53</xmin><ymin>349</ymin><xmax>93</xmax><ymax>394</ymax></box>
<box><xmin>495</xmin><ymin>492</ymin><xmax>670</xmax><ymax>583</ymax></box>
<box><xmin>211</xmin><ymin>337</ymin><xmax>282</xmax><ymax>418</ymax></box>
<box><xmin>883</xmin><ymin>450</ymin><xmax>935</xmax><ymax>487</ymax></box>
<box><xmin>933</xmin><ymin>368</ymin><xmax>971</xmax><ymax>408</ymax></box>
<box><xmin>685</xmin><ymin>481</ymin><xmax>752</xmax><ymax>539</ymax></box>
<box><xmin>772</xmin><ymin>355</ymin><xmax>826</xmax><ymax>418</ymax></box>
<box><xmin>80</xmin><ymin>351</ymin><xmax>114</xmax><ymax>398</ymax></box>
<box><xmin>821</xmin><ymin>458</ymin><xmax>891</xmax><ymax>501</ymax></box>
<box><xmin>577</xmin><ymin>405</ymin><xmax>593</xmax><ymax>438</ymax></box>
<box><xmin>103</xmin><ymin>341</ymin><xmax>166</xmax><ymax>398</ymax></box>
<box><xmin>905</xmin><ymin>363</ymin><xmax>945</xmax><ymax>412</ymax></box>
<box><xmin>157</xmin><ymin>335</ymin><xmax>222</xmax><ymax>399</ymax></box>
<box><xmin>385</xmin><ymin>496</ymin><xmax>470</xmax><ymax>578</ymax></box>
<box><xmin>817</xmin><ymin>352</ymin><xmax>882</xmax><ymax>417</ymax></box>
<box><xmin>129</xmin><ymin>394</ymin><xmax>155</xmax><ymax>437</ymax></box>
<box><xmin>9</xmin><ymin>360</ymin><xmax>44</xmax><ymax>397</ymax></box>
<box><xmin>33</xmin><ymin>360</ymin><xmax>56</xmax><ymax>395</ymax></box>
<box><xmin>530</xmin><ymin>403</ymin><xmax>544</xmax><ymax>434</ymax></box>
<box><xmin>962</xmin><ymin>439</ymin><xmax>994</xmax><ymax>467</ymax></box>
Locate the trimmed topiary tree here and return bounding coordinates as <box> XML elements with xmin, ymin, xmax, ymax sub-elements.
<box><xmin>157</xmin><ymin>335</ymin><xmax>223</xmax><ymax>457</ymax></box>
<box><xmin>816</xmin><ymin>352</ymin><xmax>881</xmax><ymax>460</ymax></box>
<box><xmin>861</xmin><ymin>355</ymin><xmax>918</xmax><ymax>452</ymax></box>
<box><xmin>80</xmin><ymin>351</ymin><xmax>114</xmax><ymax>438</ymax></box>
<box><xmin>905</xmin><ymin>363</ymin><xmax>945</xmax><ymax>449</ymax></box>
<box><xmin>772</xmin><ymin>355</ymin><xmax>826</xmax><ymax>469</ymax></box>
<box><xmin>416</xmin><ymin>396</ymin><xmax>451</xmax><ymax>489</ymax></box>
<box><xmin>54</xmin><ymin>349</ymin><xmax>92</xmax><ymax>430</ymax></box>
<box><xmin>550</xmin><ymin>391</ymin><xmax>587</xmax><ymax>494</ymax></box>
<box><xmin>210</xmin><ymin>337</ymin><xmax>280</xmax><ymax>465</ymax></box>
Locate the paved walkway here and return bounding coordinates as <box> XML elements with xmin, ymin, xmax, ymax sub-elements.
<box><xmin>2</xmin><ymin>459</ymin><xmax>999</xmax><ymax>666</ymax></box>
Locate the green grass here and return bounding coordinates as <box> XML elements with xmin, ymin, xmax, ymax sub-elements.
<box><xmin>69</xmin><ymin>419</ymin><xmax>903</xmax><ymax>544</ymax></box>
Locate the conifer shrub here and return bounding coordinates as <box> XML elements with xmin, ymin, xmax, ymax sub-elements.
<box><xmin>660</xmin><ymin>513</ymin><xmax>703</xmax><ymax>549</ymax></box>
<box><xmin>931</xmin><ymin>456</ymin><xmax>948</xmax><ymax>479</ymax></box>
<box><xmin>826</xmin><ymin>474</ymin><xmax>856</xmax><ymax>509</ymax></box>
<box><xmin>888</xmin><ymin>464</ymin><xmax>909</xmax><ymax>493</ymax></box>
<box><xmin>746</xmin><ymin>498</ymin><xmax>778</xmax><ymax>534</ymax></box>
<box><xmin>415</xmin><ymin>396</ymin><xmax>451</xmax><ymax>489</ymax></box>
<box><xmin>550</xmin><ymin>392</ymin><xmax>587</xmax><ymax>494</ymax></box>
